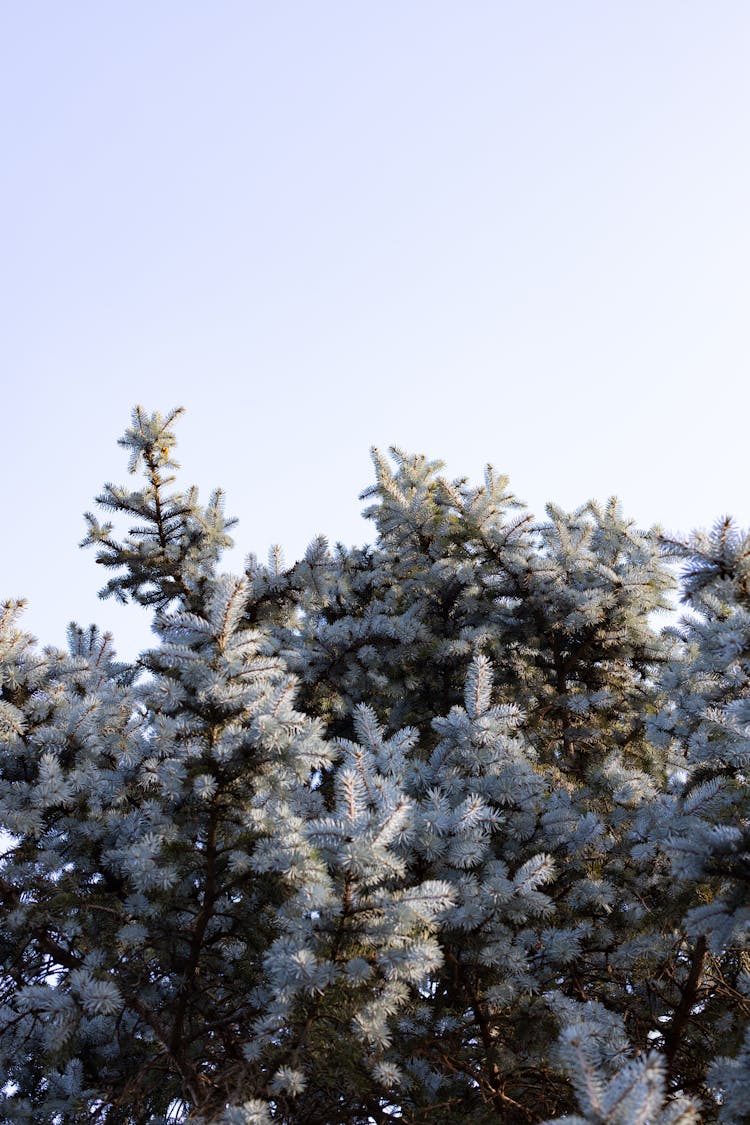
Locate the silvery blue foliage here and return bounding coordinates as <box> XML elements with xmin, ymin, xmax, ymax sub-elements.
<box><xmin>542</xmin><ymin>1022</ymin><xmax>701</xmax><ymax>1125</ymax></box>
<box><xmin>708</xmin><ymin>1023</ymin><xmax>750</xmax><ymax>1124</ymax></box>
<box><xmin>1</xmin><ymin>411</ymin><xmax>749</xmax><ymax>1123</ymax></box>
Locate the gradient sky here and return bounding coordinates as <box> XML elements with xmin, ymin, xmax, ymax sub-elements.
<box><xmin>2</xmin><ymin>2</ymin><xmax>750</xmax><ymax>660</ymax></box>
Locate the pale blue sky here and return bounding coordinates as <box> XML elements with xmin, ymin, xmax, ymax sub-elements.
<box><xmin>2</xmin><ymin>2</ymin><xmax>750</xmax><ymax>660</ymax></box>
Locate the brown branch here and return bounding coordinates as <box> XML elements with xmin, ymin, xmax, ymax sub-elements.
<box><xmin>443</xmin><ymin>948</ymin><xmax>535</xmax><ymax>1122</ymax></box>
<box><xmin>170</xmin><ymin>800</ymin><xmax>221</xmax><ymax>1058</ymax></box>
<box><xmin>662</xmin><ymin>934</ymin><xmax>708</xmax><ymax>1076</ymax></box>
<box><xmin>0</xmin><ymin>874</ymin><xmax>83</xmax><ymax>971</ymax></box>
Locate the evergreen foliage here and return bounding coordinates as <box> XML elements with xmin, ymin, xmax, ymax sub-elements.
<box><xmin>0</xmin><ymin>407</ymin><xmax>748</xmax><ymax>1123</ymax></box>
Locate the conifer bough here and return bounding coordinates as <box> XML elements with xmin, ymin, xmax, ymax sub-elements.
<box><xmin>0</xmin><ymin>406</ymin><xmax>748</xmax><ymax>1124</ymax></box>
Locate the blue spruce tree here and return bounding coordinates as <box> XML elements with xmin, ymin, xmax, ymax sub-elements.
<box><xmin>0</xmin><ymin>410</ymin><xmax>747</xmax><ymax>1123</ymax></box>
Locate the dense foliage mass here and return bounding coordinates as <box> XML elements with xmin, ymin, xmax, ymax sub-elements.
<box><xmin>0</xmin><ymin>407</ymin><xmax>748</xmax><ymax>1124</ymax></box>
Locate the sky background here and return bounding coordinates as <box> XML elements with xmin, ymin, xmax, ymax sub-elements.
<box><xmin>2</xmin><ymin>1</ymin><xmax>750</xmax><ymax>661</ymax></box>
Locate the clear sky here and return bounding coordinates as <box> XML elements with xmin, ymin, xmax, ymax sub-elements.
<box><xmin>2</xmin><ymin>2</ymin><xmax>750</xmax><ymax>661</ymax></box>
